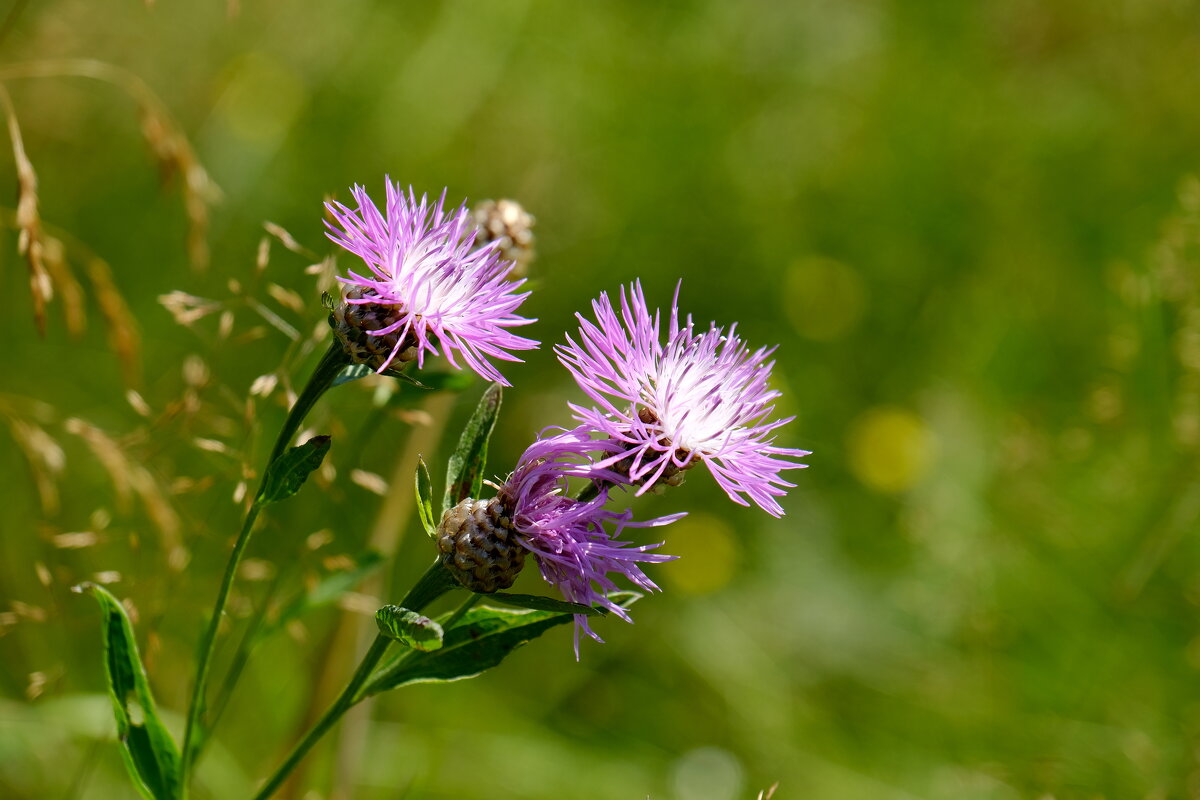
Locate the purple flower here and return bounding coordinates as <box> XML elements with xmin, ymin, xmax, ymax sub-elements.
<box><xmin>499</xmin><ymin>428</ymin><xmax>681</xmax><ymax>656</ymax></box>
<box><xmin>557</xmin><ymin>281</ymin><xmax>809</xmax><ymax>517</ymax></box>
<box><xmin>325</xmin><ymin>179</ymin><xmax>538</xmax><ymax>385</ymax></box>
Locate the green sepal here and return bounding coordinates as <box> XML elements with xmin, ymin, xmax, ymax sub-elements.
<box><xmin>256</xmin><ymin>435</ymin><xmax>331</xmax><ymax>506</ymax></box>
<box><xmin>74</xmin><ymin>582</ymin><xmax>180</xmax><ymax>800</ymax></box>
<box><xmin>442</xmin><ymin>384</ymin><xmax>502</xmax><ymax>513</ymax></box>
<box><xmin>375</xmin><ymin>605</ymin><xmax>445</xmax><ymax>652</ymax></box>
<box><xmin>488</xmin><ymin>592</ymin><xmax>604</xmax><ymax>616</ymax></box>
<box><xmin>415</xmin><ymin>457</ymin><xmax>437</xmax><ymax>539</ymax></box>
<box><xmin>365</xmin><ymin>604</ymin><xmax>572</xmax><ymax>694</ymax></box>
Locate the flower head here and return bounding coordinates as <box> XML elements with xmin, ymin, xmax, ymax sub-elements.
<box><xmin>499</xmin><ymin>428</ymin><xmax>680</xmax><ymax>655</ymax></box>
<box><xmin>557</xmin><ymin>281</ymin><xmax>809</xmax><ymax>517</ymax></box>
<box><xmin>325</xmin><ymin>179</ymin><xmax>538</xmax><ymax>385</ymax></box>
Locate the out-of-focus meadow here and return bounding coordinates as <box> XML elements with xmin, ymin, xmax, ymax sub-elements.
<box><xmin>3</xmin><ymin>1</ymin><xmax>1200</xmax><ymax>798</ymax></box>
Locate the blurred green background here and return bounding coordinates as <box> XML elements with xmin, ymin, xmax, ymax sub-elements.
<box><xmin>3</xmin><ymin>1</ymin><xmax>1200</xmax><ymax>798</ymax></box>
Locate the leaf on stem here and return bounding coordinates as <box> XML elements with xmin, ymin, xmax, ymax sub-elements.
<box><xmin>403</xmin><ymin>370</ymin><xmax>474</xmax><ymax>394</ymax></box>
<box><xmin>443</xmin><ymin>383</ymin><xmax>502</xmax><ymax>513</ymax></box>
<box><xmin>332</xmin><ymin>363</ymin><xmax>373</xmax><ymax>387</ymax></box>
<box><xmin>415</xmin><ymin>457</ymin><xmax>436</xmax><ymax>539</ymax></box>
<box><xmin>257</xmin><ymin>435</ymin><xmax>331</xmax><ymax>505</ymax></box>
<box><xmin>488</xmin><ymin>592</ymin><xmax>604</xmax><ymax>616</ymax></box>
<box><xmin>375</xmin><ymin>605</ymin><xmax>444</xmax><ymax>652</ymax></box>
<box><xmin>74</xmin><ymin>582</ymin><xmax>180</xmax><ymax>800</ymax></box>
<box><xmin>365</xmin><ymin>604</ymin><xmax>572</xmax><ymax>694</ymax></box>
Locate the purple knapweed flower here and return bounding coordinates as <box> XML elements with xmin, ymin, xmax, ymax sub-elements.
<box><xmin>500</xmin><ymin>428</ymin><xmax>681</xmax><ymax>655</ymax></box>
<box><xmin>324</xmin><ymin>179</ymin><xmax>538</xmax><ymax>385</ymax></box>
<box><xmin>557</xmin><ymin>281</ymin><xmax>809</xmax><ymax>517</ymax></box>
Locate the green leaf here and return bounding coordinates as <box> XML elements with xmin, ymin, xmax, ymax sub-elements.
<box><xmin>415</xmin><ymin>457</ymin><xmax>436</xmax><ymax>539</ymax></box>
<box><xmin>443</xmin><ymin>383</ymin><xmax>502</xmax><ymax>513</ymax></box>
<box><xmin>603</xmin><ymin>590</ymin><xmax>644</xmax><ymax>610</ymax></box>
<box><xmin>335</xmin><ymin>362</ymin><xmax>459</xmax><ymax>390</ymax></box>
<box><xmin>332</xmin><ymin>363</ymin><xmax>374</xmax><ymax>387</ymax></box>
<box><xmin>384</xmin><ymin>368</ymin><xmax>429</xmax><ymax>388</ymax></box>
<box><xmin>256</xmin><ymin>435</ymin><xmax>331</xmax><ymax>505</ymax></box>
<box><xmin>489</xmin><ymin>592</ymin><xmax>604</xmax><ymax>616</ymax></box>
<box><xmin>375</xmin><ymin>605</ymin><xmax>445</xmax><ymax>651</ymax></box>
<box><xmin>407</xmin><ymin>370</ymin><xmax>475</xmax><ymax>394</ymax></box>
<box><xmin>365</xmin><ymin>604</ymin><xmax>572</xmax><ymax>694</ymax></box>
<box><xmin>75</xmin><ymin>582</ymin><xmax>180</xmax><ymax>800</ymax></box>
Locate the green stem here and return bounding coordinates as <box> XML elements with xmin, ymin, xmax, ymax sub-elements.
<box><xmin>440</xmin><ymin>592</ymin><xmax>481</xmax><ymax>631</ymax></box>
<box><xmin>179</xmin><ymin>339</ymin><xmax>349</xmax><ymax>796</ymax></box>
<box><xmin>201</xmin><ymin>568</ymin><xmax>285</xmax><ymax>749</ymax></box>
<box><xmin>399</xmin><ymin>558</ymin><xmax>459</xmax><ymax>609</ymax></box>
<box><xmin>267</xmin><ymin>339</ymin><xmax>351</xmax><ymax>465</ymax></box>
<box><xmin>251</xmin><ymin>634</ymin><xmax>392</xmax><ymax>800</ymax></box>
<box><xmin>252</xmin><ymin>561</ymin><xmax>457</xmax><ymax>800</ymax></box>
<box><xmin>179</xmin><ymin>503</ymin><xmax>261</xmax><ymax>791</ymax></box>
<box><xmin>575</xmin><ymin>479</ymin><xmax>604</xmax><ymax>503</ymax></box>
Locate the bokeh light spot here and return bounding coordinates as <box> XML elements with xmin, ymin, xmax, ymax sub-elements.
<box><xmin>783</xmin><ymin>256</ymin><xmax>867</xmax><ymax>341</ymax></box>
<box><xmin>661</xmin><ymin>513</ymin><xmax>738</xmax><ymax>595</ymax></box>
<box><xmin>847</xmin><ymin>406</ymin><xmax>934</xmax><ymax>493</ymax></box>
<box><xmin>671</xmin><ymin>746</ymin><xmax>744</xmax><ymax>800</ymax></box>
<box><xmin>215</xmin><ymin>53</ymin><xmax>307</xmax><ymax>144</ymax></box>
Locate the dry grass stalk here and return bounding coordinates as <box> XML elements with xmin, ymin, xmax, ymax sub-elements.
<box><xmin>264</xmin><ymin>222</ymin><xmax>317</xmax><ymax>259</ymax></box>
<box><xmin>3</xmin><ymin>415</ymin><xmax>65</xmax><ymax>515</ymax></box>
<box><xmin>0</xmin><ymin>204</ymin><xmax>143</xmax><ymax>386</ymax></box>
<box><xmin>52</xmin><ymin>531</ymin><xmax>99</xmax><ymax>549</ymax></box>
<box><xmin>0</xmin><ymin>83</ymin><xmax>50</xmax><ymax>335</ymax></box>
<box><xmin>0</xmin><ymin>58</ymin><xmax>221</xmax><ymax>269</ymax></box>
<box><xmin>158</xmin><ymin>290</ymin><xmax>222</xmax><ymax>327</ymax></box>
<box><xmin>349</xmin><ymin>469</ymin><xmax>388</xmax><ymax>496</ymax></box>
<box><xmin>64</xmin><ymin>417</ymin><xmax>188</xmax><ymax>571</ymax></box>
<box><xmin>86</xmin><ymin>257</ymin><xmax>142</xmax><ymax>388</ymax></box>
<box><xmin>41</xmin><ymin>236</ymin><xmax>86</xmax><ymax>337</ymax></box>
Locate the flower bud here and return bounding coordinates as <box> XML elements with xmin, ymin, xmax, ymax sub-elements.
<box><xmin>472</xmin><ymin>199</ymin><xmax>535</xmax><ymax>279</ymax></box>
<box><xmin>436</xmin><ymin>497</ymin><xmax>526</xmax><ymax>593</ymax></box>
<box><xmin>330</xmin><ymin>288</ymin><xmax>419</xmax><ymax>370</ymax></box>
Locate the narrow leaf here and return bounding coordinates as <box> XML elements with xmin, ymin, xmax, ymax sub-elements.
<box><xmin>405</xmin><ymin>370</ymin><xmax>475</xmax><ymax>394</ymax></box>
<box><xmin>75</xmin><ymin>582</ymin><xmax>180</xmax><ymax>800</ymax></box>
<box><xmin>375</xmin><ymin>605</ymin><xmax>445</xmax><ymax>652</ymax></box>
<box><xmin>489</xmin><ymin>592</ymin><xmax>604</xmax><ymax>616</ymax></box>
<box><xmin>257</xmin><ymin>435</ymin><xmax>331</xmax><ymax>505</ymax></box>
<box><xmin>443</xmin><ymin>384</ymin><xmax>502</xmax><ymax>513</ymax></box>
<box><xmin>332</xmin><ymin>363</ymin><xmax>373</xmax><ymax>387</ymax></box>
<box><xmin>383</xmin><ymin>368</ymin><xmax>429</xmax><ymax>388</ymax></box>
<box><xmin>415</xmin><ymin>457</ymin><xmax>436</xmax><ymax>539</ymax></box>
<box><xmin>365</xmin><ymin>605</ymin><xmax>570</xmax><ymax>694</ymax></box>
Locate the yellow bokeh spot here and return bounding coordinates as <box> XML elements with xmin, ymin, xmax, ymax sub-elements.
<box><xmin>783</xmin><ymin>256</ymin><xmax>867</xmax><ymax>341</ymax></box>
<box><xmin>847</xmin><ymin>406</ymin><xmax>934</xmax><ymax>493</ymax></box>
<box><xmin>661</xmin><ymin>514</ymin><xmax>738</xmax><ymax>595</ymax></box>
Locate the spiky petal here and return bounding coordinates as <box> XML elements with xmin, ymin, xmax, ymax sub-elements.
<box><xmin>499</xmin><ymin>428</ymin><xmax>681</xmax><ymax>656</ymax></box>
<box><xmin>324</xmin><ymin>179</ymin><xmax>538</xmax><ymax>385</ymax></box>
<box><xmin>557</xmin><ymin>281</ymin><xmax>809</xmax><ymax>517</ymax></box>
